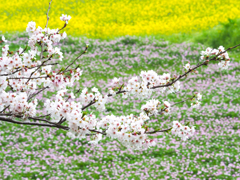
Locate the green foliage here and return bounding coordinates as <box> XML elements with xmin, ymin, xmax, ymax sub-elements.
<box><xmin>194</xmin><ymin>18</ymin><xmax>240</xmax><ymax>51</ymax></box>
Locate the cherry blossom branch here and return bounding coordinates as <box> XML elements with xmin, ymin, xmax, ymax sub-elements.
<box><xmin>19</xmin><ymin>45</ymin><xmax>28</xmax><ymax>56</ymax></box>
<box><xmin>0</xmin><ymin>62</ymin><xmax>57</xmax><ymax>77</ymax></box>
<box><xmin>0</xmin><ymin>105</ymin><xmax>10</xmax><ymax>114</ymax></box>
<box><xmin>152</xmin><ymin>43</ymin><xmax>240</xmax><ymax>89</ymax></box>
<box><xmin>7</xmin><ymin>76</ymin><xmax>48</xmax><ymax>80</ymax></box>
<box><xmin>27</xmin><ymin>86</ymin><xmax>49</xmax><ymax>102</ymax></box>
<box><xmin>1</xmin><ymin>3</ymin><xmax>239</xmax><ymax>148</ymax></box>
<box><xmin>0</xmin><ymin>116</ymin><xmax>69</xmax><ymax>130</ymax></box>
<box><xmin>145</xmin><ymin>127</ymin><xmax>172</xmax><ymax>134</ymax></box>
<box><xmin>59</xmin><ymin>46</ymin><xmax>88</xmax><ymax>74</ymax></box>
<box><xmin>80</xmin><ymin>43</ymin><xmax>240</xmax><ymax>112</ymax></box>
<box><xmin>57</xmin><ymin>23</ymin><xmax>67</xmax><ymax>34</ymax></box>
<box><xmin>25</xmin><ymin>54</ymin><xmax>53</xmax><ymax>84</ymax></box>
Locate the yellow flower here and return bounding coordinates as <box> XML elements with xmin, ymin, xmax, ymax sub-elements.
<box><xmin>1</xmin><ymin>0</ymin><xmax>240</xmax><ymax>39</ymax></box>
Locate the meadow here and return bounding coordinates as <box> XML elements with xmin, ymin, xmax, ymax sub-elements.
<box><xmin>0</xmin><ymin>34</ymin><xmax>240</xmax><ymax>179</ymax></box>
<box><xmin>1</xmin><ymin>0</ymin><xmax>240</xmax><ymax>179</ymax></box>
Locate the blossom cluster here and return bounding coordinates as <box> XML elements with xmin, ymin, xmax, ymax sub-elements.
<box><xmin>171</xmin><ymin>121</ymin><xmax>195</xmax><ymax>141</ymax></box>
<box><xmin>0</xmin><ymin>91</ymin><xmax>37</xmax><ymax>118</ymax></box>
<box><xmin>60</xmin><ymin>14</ymin><xmax>71</xmax><ymax>24</ymax></box>
<box><xmin>191</xmin><ymin>92</ymin><xmax>202</xmax><ymax>108</ymax></box>
<box><xmin>100</xmin><ymin>112</ymin><xmax>155</xmax><ymax>150</ymax></box>
<box><xmin>79</xmin><ymin>87</ymin><xmax>108</xmax><ymax>112</ymax></box>
<box><xmin>26</xmin><ymin>21</ymin><xmax>65</xmax><ymax>60</ymax></box>
<box><xmin>67</xmin><ymin>98</ymin><xmax>172</xmax><ymax>149</ymax></box>
<box><xmin>66</xmin><ymin>98</ymin><xmax>158</xmax><ymax>149</ymax></box>
<box><xmin>109</xmin><ymin>70</ymin><xmax>180</xmax><ymax>100</ymax></box>
<box><xmin>49</xmin><ymin>68</ymin><xmax>82</xmax><ymax>90</ymax></box>
<box><xmin>45</xmin><ymin>90</ymin><xmax>82</xmax><ymax>122</ymax></box>
<box><xmin>200</xmin><ymin>46</ymin><xmax>230</xmax><ymax>70</ymax></box>
<box><xmin>66</xmin><ymin>112</ymin><xmax>156</xmax><ymax>150</ymax></box>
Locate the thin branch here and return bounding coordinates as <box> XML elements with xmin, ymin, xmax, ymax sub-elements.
<box><xmin>19</xmin><ymin>45</ymin><xmax>28</xmax><ymax>56</ymax></box>
<box><xmin>40</xmin><ymin>0</ymin><xmax>53</xmax><ymax>60</ymax></box>
<box><xmin>57</xmin><ymin>23</ymin><xmax>67</xmax><ymax>34</ymax></box>
<box><xmin>25</xmin><ymin>55</ymin><xmax>53</xmax><ymax>84</ymax></box>
<box><xmin>35</xmin><ymin>114</ymin><xmax>51</xmax><ymax>118</ymax></box>
<box><xmin>0</xmin><ymin>62</ymin><xmax>57</xmax><ymax>77</ymax></box>
<box><xmin>146</xmin><ymin>127</ymin><xmax>172</xmax><ymax>134</ymax></box>
<box><xmin>59</xmin><ymin>47</ymin><xmax>88</xmax><ymax>74</ymax></box>
<box><xmin>0</xmin><ymin>105</ymin><xmax>10</xmax><ymax>114</ymax></box>
<box><xmin>7</xmin><ymin>76</ymin><xmax>48</xmax><ymax>80</ymax></box>
<box><xmin>57</xmin><ymin>117</ymin><xmax>65</xmax><ymax>124</ymax></box>
<box><xmin>81</xmin><ymin>99</ymin><xmax>95</xmax><ymax>111</ymax></box>
<box><xmin>152</xmin><ymin>43</ymin><xmax>240</xmax><ymax>89</ymax></box>
<box><xmin>0</xmin><ymin>116</ymin><xmax>69</xmax><ymax>130</ymax></box>
<box><xmin>27</xmin><ymin>86</ymin><xmax>49</xmax><ymax>102</ymax></box>
<box><xmin>45</xmin><ymin>0</ymin><xmax>53</xmax><ymax>29</ymax></box>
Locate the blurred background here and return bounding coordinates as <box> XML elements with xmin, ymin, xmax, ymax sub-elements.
<box><xmin>1</xmin><ymin>0</ymin><xmax>240</xmax><ymax>48</ymax></box>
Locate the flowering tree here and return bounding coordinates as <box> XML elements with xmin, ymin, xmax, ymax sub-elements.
<box><xmin>0</xmin><ymin>1</ymin><xmax>239</xmax><ymax>150</ymax></box>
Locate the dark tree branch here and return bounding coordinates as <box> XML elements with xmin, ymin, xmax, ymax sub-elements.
<box><xmin>0</xmin><ymin>105</ymin><xmax>10</xmax><ymax>114</ymax></box>
<box><xmin>0</xmin><ymin>116</ymin><xmax>69</xmax><ymax>130</ymax></box>
<box><xmin>57</xmin><ymin>23</ymin><xmax>67</xmax><ymax>34</ymax></box>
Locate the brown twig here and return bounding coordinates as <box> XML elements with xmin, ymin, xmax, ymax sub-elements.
<box><xmin>45</xmin><ymin>0</ymin><xmax>53</xmax><ymax>29</ymax></box>
<box><xmin>27</xmin><ymin>86</ymin><xmax>49</xmax><ymax>102</ymax></box>
<box><xmin>8</xmin><ymin>76</ymin><xmax>48</xmax><ymax>80</ymax></box>
<box><xmin>59</xmin><ymin>46</ymin><xmax>88</xmax><ymax>74</ymax></box>
<box><xmin>19</xmin><ymin>45</ymin><xmax>28</xmax><ymax>56</ymax></box>
<box><xmin>57</xmin><ymin>23</ymin><xmax>67</xmax><ymax>34</ymax></box>
<box><xmin>0</xmin><ymin>62</ymin><xmax>57</xmax><ymax>77</ymax></box>
<box><xmin>0</xmin><ymin>105</ymin><xmax>10</xmax><ymax>114</ymax></box>
<box><xmin>40</xmin><ymin>0</ymin><xmax>53</xmax><ymax>60</ymax></box>
<box><xmin>145</xmin><ymin>127</ymin><xmax>172</xmax><ymax>134</ymax></box>
<box><xmin>0</xmin><ymin>116</ymin><xmax>69</xmax><ymax>130</ymax></box>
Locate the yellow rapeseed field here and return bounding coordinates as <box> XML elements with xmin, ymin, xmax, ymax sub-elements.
<box><xmin>1</xmin><ymin>0</ymin><xmax>240</xmax><ymax>39</ymax></box>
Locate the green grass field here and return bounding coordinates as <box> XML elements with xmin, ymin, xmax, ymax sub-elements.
<box><xmin>0</xmin><ymin>29</ymin><xmax>240</xmax><ymax>179</ymax></box>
